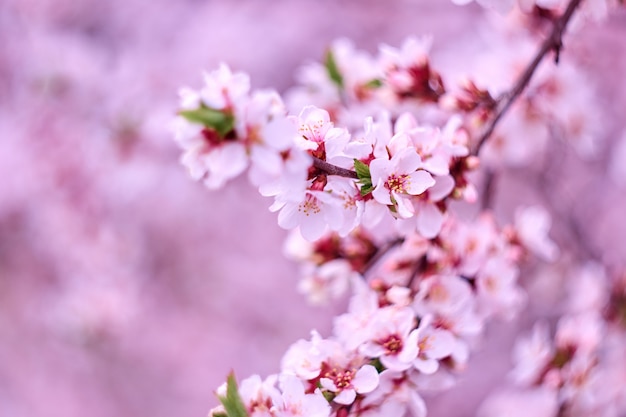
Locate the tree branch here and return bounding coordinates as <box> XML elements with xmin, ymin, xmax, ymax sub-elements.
<box><xmin>312</xmin><ymin>157</ymin><xmax>358</xmax><ymax>179</ymax></box>
<box><xmin>480</xmin><ymin>169</ymin><xmax>496</xmax><ymax>210</ymax></box>
<box><xmin>471</xmin><ymin>0</ymin><xmax>585</xmax><ymax>156</ymax></box>
<box><xmin>361</xmin><ymin>237</ymin><xmax>405</xmax><ymax>275</ymax></box>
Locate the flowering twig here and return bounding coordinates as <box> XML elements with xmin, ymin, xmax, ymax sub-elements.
<box><xmin>312</xmin><ymin>157</ymin><xmax>358</xmax><ymax>179</ymax></box>
<box><xmin>471</xmin><ymin>0</ymin><xmax>585</xmax><ymax>156</ymax></box>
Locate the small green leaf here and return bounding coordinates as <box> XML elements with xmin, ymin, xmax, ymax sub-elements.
<box><xmin>179</xmin><ymin>106</ymin><xmax>235</xmax><ymax>137</ymax></box>
<box><xmin>360</xmin><ymin>185</ymin><xmax>374</xmax><ymax>196</ymax></box>
<box><xmin>370</xmin><ymin>358</ymin><xmax>386</xmax><ymax>373</ymax></box>
<box><xmin>324</xmin><ymin>50</ymin><xmax>344</xmax><ymax>89</ymax></box>
<box><xmin>363</xmin><ymin>79</ymin><xmax>383</xmax><ymax>89</ymax></box>
<box><xmin>353</xmin><ymin>159</ymin><xmax>371</xmax><ymax>180</ymax></box>
<box><xmin>354</xmin><ymin>159</ymin><xmax>374</xmax><ymax>196</ymax></box>
<box><xmin>217</xmin><ymin>372</ymin><xmax>249</xmax><ymax>417</ymax></box>
<box><xmin>322</xmin><ymin>390</ymin><xmax>336</xmax><ymax>402</ymax></box>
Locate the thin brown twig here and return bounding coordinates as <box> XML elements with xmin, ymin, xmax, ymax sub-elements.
<box><xmin>407</xmin><ymin>255</ymin><xmax>428</xmax><ymax>290</ymax></box>
<box><xmin>480</xmin><ymin>168</ymin><xmax>496</xmax><ymax>210</ymax></box>
<box><xmin>471</xmin><ymin>0</ymin><xmax>585</xmax><ymax>156</ymax></box>
<box><xmin>361</xmin><ymin>237</ymin><xmax>405</xmax><ymax>275</ymax></box>
<box><xmin>312</xmin><ymin>157</ymin><xmax>358</xmax><ymax>179</ymax></box>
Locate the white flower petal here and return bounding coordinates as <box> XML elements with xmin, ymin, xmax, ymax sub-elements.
<box><xmin>353</xmin><ymin>365</ymin><xmax>380</xmax><ymax>394</ymax></box>
<box><xmin>406</xmin><ymin>170</ymin><xmax>435</xmax><ymax>196</ymax></box>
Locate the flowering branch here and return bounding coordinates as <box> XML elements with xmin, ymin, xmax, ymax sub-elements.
<box><xmin>169</xmin><ymin>1</ymin><xmax>624</xmax><ymax>415</ymax></box>
<box><xmin>471</xmin><ymin>0</ymin><xmax>585</xmax><ymax>155</ymax></box>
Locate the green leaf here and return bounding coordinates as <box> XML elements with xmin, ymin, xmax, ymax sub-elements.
<box><xmin>363</xmin><ymin>78</ymin><xmax>383</xmax><ymax>89</ymax></box>
<box><xmin>322</xmin><ymin>390</ymin><xmax>336</xmax><ymax>403</ymax></box>
<box><xmin>324</xmin><ymin>50</ymin><xmax>344</xmax><ymax>89</ymax></box>
<box><xmin>179</xmin><ymin>106</ymin><xmax>235</xmax><ymax>137</ymax></box>
<box><xmin>354</xmin><ymin>159</ymin><xmax>374</xmax><ymax>196</ymax></box>
<box><xmin>217</xmin><ymin>372</ymin><xmax>249</xmax><ymax>417</ymax></box>
<box><xmin>360</xmin><ymin>184</ymin><xmax>374</xmax><ymax>196</ymax></box>
<box><xmin>353</xmin><ymin>159</ymin><xmax>371</xmax><ymax>180</ymax></box>
<box><xmin>370</xmin><ymin>358</ymin><xmax>386</xmax><ymax>373</ymax></box>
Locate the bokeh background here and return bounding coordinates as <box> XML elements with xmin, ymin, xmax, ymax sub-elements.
<box><xmin>1</xmin><ymin>1</ymin><xmax>625</xmax><ymax>416</ymax></box>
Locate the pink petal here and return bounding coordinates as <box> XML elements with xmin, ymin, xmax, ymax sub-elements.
<box><xmin>334</xmin><ymin>389</ymin><xmax>357</xmax><ymax>405</ymax></box>
<box><xmin>353</xmin><ymin>365</ymin><xmax>379</xmax><ymax>394</ymax></box>
<box><xmin>398</xmin><ymin>329</ymin><xmax>420</xmax><ymax>363</ymax></box>
<box><xmin>413</xmin><ymin>357</ymin><xmax>439</xmax><ymax>374</ymax></box>
<box><xmin>372</xmin><ymin>178</ymin><xmax>393</xmax><ymax>205</ymax></box>
<box><xmin>394</xmin><ymin>194</ymin><xmax>415</xmax><ymax>219</ymax></box>
<box><xmin>320</xmin><ymin>377</ymin><xmax>338</xmax><ymax>392</ymax></box>
<box><xmin>417</xmin><ymin>202</ymin><xmax>444</xmax><ymax>239</ymax></box>
<box><xmin>428</xmin><ymin>175</ymin><xmax>455</xmax><ymax>202</ymax></box>
<box><xmin>395</xmin><ymin>148</ymin><xmax>422</xmax><ymax>173</ymax></box>
<box><xmin>406</xmin><ymin>170</ymin><xmax>435</xmax><ymax>196</ymax></box>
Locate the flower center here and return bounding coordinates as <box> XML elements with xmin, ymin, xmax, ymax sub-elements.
<box><xmin>418</xmin><ymin>335</ymin><xmax>432</xmax><ymax>352</ymax></box>
<box><xmin>385</xmin><ymin>174</ymin><xmax>409</xmax><ymax>194</ymax></box>
<box><xmin>325</xmin><ymin>368</ymin><xmax>355</xmax><ymax>389</ymax></box>
<box><xmin>380</xmin><ymin>334</ymin><xmax>403</xmax><ymax>355</ymax></box>
<box><xmin>298</xmin><ymin>194</ymin><xmax>321</xmax><ymax>216</ymax></box>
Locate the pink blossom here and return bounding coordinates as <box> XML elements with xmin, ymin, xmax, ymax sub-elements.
<box><xmin>273</xmin><ymin>375</ymin><xmax>330</xmax><ymax>417</ymax></box>
<box><xmin>370</xmin><ymin>148</ymin><xmax>435</xmax><ymax>219</ymax></box>
<box><xmin>360</xmin><ymin>306</ymin><xmax>421</xmax><ymax>372</ymax></box>
<box><xmin>412</xmin><ymin>316</ymin><xmax>456</xmax><ymax>374</ymax></box>
<box><xmin>510</xmin><ymin>321</ymin><xmax>554</xmax><ymax>386</ymax></box>
<box><xmin>320</xmin><ymin>364</ymin><xmax>379</xmax><ymax>405</ymax></box>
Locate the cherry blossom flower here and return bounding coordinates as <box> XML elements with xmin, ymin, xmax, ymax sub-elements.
<box><xmin>319</xmin><ymin>363</ymin><xmax>379</xmax><ymax>405</ymax></box>
<box><xmin>200</xmin><ymin>63</ymin><xmax>251</xmax><ymax>110</ymax></box>
<box><xmin>297</xmin><ymin>259</ymin><xmax>359</xmax><ymax>305</ymax></box>
<box><xmin>475</xmin><ymin>257</ymin><xmax>526</xmax><ymax>320</ymax></box>
<box><xmin>281</xmin><ymin>330</ymin><xmax>329</xmax><ymax>380</ymax></box>
<box><xmin>379</xmin><ymin>36</ymin><xmax>443</xmax><ymax>103</ymax></box>
<box><xmin>275</xmin><ymin>189</ymin><xmax>345</xmax><ymax>241</ymax></box>
<box><xmin>510</xmin><ymin>321</ymin><xmax>554</xmax><ymax>386</ymax></box>
<box><xmin>357</xmin><ymin>371</ymin><xmax>427</xmax><ymax>417</ymax></box>
<box><xmin>334</xmin><ymin>278</ymin><xmax>381</xmax><ymax>350</ymax></box>
<box><xmin>514</xmin><ymin>206</ymin><xmax>560</xmax><ymax>262</ymax></box>
<box><xmin>273</xmin><ymin>375</ymin><xmax>331</xmax><ymax>417</ymax></box>
<box><xmin>395</xmin><ymin>174</ymin><xmax>455</xmax><ymax>239</ymax></box>
<box><xmin>239</xmin><ymin>374</ymin><xmax>281</xmax><ymax>417</ymax></box>
<box><xmin>412</xmin><ymin>315</ymin><xmax>456</xmax><ymax>374</ymax></box>
<box><xmin>360</xmin><ymin>306</ymin><xmax>421</xmax><ymax>371</ymax></box>
<box><xmin>370</xmin><ymin>147</ymin><xmax>435</xmax><ymax>219</ymax></box>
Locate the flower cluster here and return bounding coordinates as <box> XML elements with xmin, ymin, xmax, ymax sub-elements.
<box><xmin>204</xmin><ymin>209</ymin><xmax>559</xmax><ymax>417</ymax></box>
<box><xmin>170</xmin><ymin>0</ymin><xmax>625</xmax><ymax>416</ymax></box>
<box><xmin>173</xmin><ymin>64</ymin><xmax>306</xmax><ymax>191</ymax></box>
<box><xmin>173</xmin><ymin>66</ymin><xmax>477</xmax><ymax>242</ymax></box>
<box><xmin>480</xmin><ymin>264</ymin><xmax>626</xmax><ymax>417</ymax></box>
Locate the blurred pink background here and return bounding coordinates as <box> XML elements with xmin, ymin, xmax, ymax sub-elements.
<box><xmin>1</xmin><ymin>1</ymin><xmax>625</xmax><ymax>416</ymax></box>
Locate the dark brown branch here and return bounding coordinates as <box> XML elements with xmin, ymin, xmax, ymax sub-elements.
<box><xmin>312</xmin><ymin>157</ymin><xmax>358</xmax><ymax>179</ymax></box>
<box><xmin>407</xmin><ymin>255</ymin><xmax>428</xmax><ymax>290</ymax></box>
<box><xmin>480</xmin><ymin>169</ymin><xmax>496</xmax><ymax>210</ymax></box>
<box><xmin>362</xmin><ymin>237</ymin><xmax>405</xmax><ymax>275</ymax></box>
<box><xmin>471</xmin><ymin>0</ymin><xmax>585</xmax><ymax>156</ymax></box>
